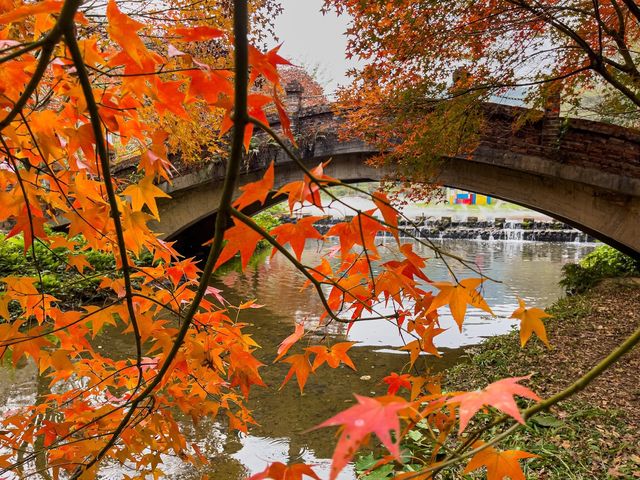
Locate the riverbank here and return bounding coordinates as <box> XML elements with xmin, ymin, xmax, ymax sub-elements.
<box><xmin>444</xmin><ymin>280</ymin><xmax>640</xmax><ymax>479</ymax></box>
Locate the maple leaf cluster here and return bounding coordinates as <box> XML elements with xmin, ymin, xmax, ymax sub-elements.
<box><xmin>223</xmin><ymin>160</ymin><xmax>550</xmax><ymax>479</ymax></box>
<box><xmin>0</xmin><ymin>1</ymin><xmax>552</xmax><ymax>479</ymax></box>
<box><xmin>0</xmin><ymin>0</ymin><xmax>295</xmax><ymax>477</ymax></box>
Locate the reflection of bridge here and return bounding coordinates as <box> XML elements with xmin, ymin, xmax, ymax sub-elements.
<box><xmin>153</xmin><ymin>103</ymin><xmax>640</xmax><ymax>257</ymax></box>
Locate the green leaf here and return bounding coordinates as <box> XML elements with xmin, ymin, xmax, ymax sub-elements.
<box><xmin>355</xmin><ymin>453</ymin><xmax>378</xmax><ymax>473</ymax></box>
<box><xmin>362</xmin><ymin>464</ymin><xmax>394</xmax><ymax>480</ymax></box>
<box><xmin>407</xmin><ymin>429</ymin><xmax>424</xmax><ymax>442</ymax></box>
<box><xmin>531</xmin><ymin>414</ymin><xmax>563</xmax><ymax>428</ymax></box>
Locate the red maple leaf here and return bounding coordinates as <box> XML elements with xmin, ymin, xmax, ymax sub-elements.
<box><xmin>383</xmin><ymin>372</ymin><xmax>412</xmax><ymax>395</ymax></box>
<box><xmin>315</xmin><ymin>395</ymin><xmax>410</xmax><ymax>480</ymax></box>
<box><xmin>447</xmin><ymin>376</ymin><xmax>540</xmax><ymax>433</ymax></box>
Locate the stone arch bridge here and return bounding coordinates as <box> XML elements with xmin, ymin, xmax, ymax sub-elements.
<box><xmin>149</xmin><ymin>103</ymin><xmax>640</xmax><ymax>258</ymax></box>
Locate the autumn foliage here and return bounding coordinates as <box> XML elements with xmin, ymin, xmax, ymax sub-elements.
<box><xmin>4</xmin><ymin>1</ymin><xmax>631</xmax><ymax>479</ymax></box>
<box><xmin>323</xmin><ymin>0</ymin><xmax>640</xmax><ymax>191</ymax></box>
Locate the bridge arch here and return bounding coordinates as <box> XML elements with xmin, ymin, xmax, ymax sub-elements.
<box><xmin>153</xmin><ymin>104</ymin><xmax>640</xmax><ymax>258</ymax></box>
<box><xmin>156</xmin><ymin>153</ymin><xmax>639</xmax><ymax>258</ymax></box>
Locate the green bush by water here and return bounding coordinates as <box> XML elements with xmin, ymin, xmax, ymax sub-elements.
<box><xmin>560</xmin><ymin>245</ymin><xmax>640</xmax><ymax>294</ymax></box>
<box><xmin>0</xmin><ymin>231</ymin><xmax>153</xmax><ymax>305</ymax></box>
<box><xmin>252</xmin><ymin>211</ymin><xmax>282</xmax><ymax>234</ymax></box>
<box><xmin>0</xmin><ymin>213</ymin><xmax>283</xmax><ymax>303</ymax></box>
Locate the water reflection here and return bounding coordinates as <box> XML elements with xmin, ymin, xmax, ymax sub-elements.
<box><xmin>0</xmin><ymin>239</ymin><xmax>594</xmax><ymax>479</ymax></box>
<box><xmin>206</xmin><ymin>239</ymin><xmax>594</xmax><ymax>478</ymax></box>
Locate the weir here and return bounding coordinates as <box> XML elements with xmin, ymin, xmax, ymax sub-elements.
<box><xmin>304</xmin><ymin>217</ymin><xmax>596</xmax><ymax>244</ymax></box>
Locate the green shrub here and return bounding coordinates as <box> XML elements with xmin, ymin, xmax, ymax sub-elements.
<box><xmin>0</xmin><ymin>232</ymin><xmax>153</xmax><ymax>306</ymax></box>
<box><xmin>560</xmin><ymin>245</ymin><xmax>640</xmax><ymax>294</ymax></box>
<box><xmin>253</xmin><ymin>211</ymin><xmax>282</xmax><ymax>233</ymax></box>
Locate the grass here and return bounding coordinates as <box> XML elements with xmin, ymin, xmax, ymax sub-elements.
<box><xmin>441</xmin><ymin>291</ymin><xmax>639</xmax><ymax>479</ymax></box>
<box><xmin>358</xmin><ymin>287</ymin><xmax>640</xmax><ymax>479</ymax></box>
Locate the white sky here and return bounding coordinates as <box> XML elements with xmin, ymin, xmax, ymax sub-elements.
<box><xmin>269</xmin><ymin>0</ymin><xmax>358</xmax><ymax>94</ymax></box>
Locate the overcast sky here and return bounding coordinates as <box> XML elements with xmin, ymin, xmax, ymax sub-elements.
<box><xmin>269</xmin><ymin>0</ymin><xmax>358</xmax><ymax>94</ymax></box>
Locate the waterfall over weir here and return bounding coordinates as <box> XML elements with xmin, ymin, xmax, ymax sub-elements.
<box><xmin>308</xmin><ymin>217</ymin><xmax>596</xmax><ymax>244</ymax></box>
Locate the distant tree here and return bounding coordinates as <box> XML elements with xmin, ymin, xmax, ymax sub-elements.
<box><xmin>323</xmin><ymin>0</ymin><xmax>640</xmax><ymax>183</ymax></box>
<box><xmin>279</xmin><ymin>65</ymin><xmax>327</xmax><ymax>107</ymax></box>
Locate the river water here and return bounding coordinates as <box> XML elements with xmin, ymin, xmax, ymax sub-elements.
<box><xmin>0</xmin><ymin>239</ymin><xmax>595</xmax><ymax>479</ymax></box>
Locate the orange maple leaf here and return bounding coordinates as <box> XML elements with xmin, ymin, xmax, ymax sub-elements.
<box><xmin>121</xmin><ymin>209</ymin><xmax>154</xmax><ymax>255</ymax></box>
<box><xmin>66</xmin><ymin>254</ymin><xmax>92</xmax><ymax>274</ymax></box>
<box><xmin>233</xmin><ymin>161</ymin><xmax>274</xmax><ymax>211</ymax></box>
<box><xmin>0</xmin><ymin>0</ymin><xmax>62</xmax><ymax>25</ymax></box>
<box><xmin>275</xmin><ymin>162</ymin><xmax>337</xmax><ymax>213</ymax></box>
<box><xmin>10</xmin><ymin>326</ymin><xmax>53</xmax><ymax>366</ymax></box>
<box><xmin>510</xmin><ymin>298</ymin><xmax>550</xmax><ymax>348</ymax></box>
<box><xmin>373</xmin><ymin>191</ymin><xmax>399</xmax><ymax>241</ymax></box>
<box><xmin>269</xmin><ymin>216</ymin><xmax>324</xmax><ymax>261</ymax></box>
<box><xmin>238</xmin><ymin>299</ymin><xmax>264</xmax><ymax>310</ymax></box>
<box><xmin>306</xmin><ymin>342</ymin><xmax>356</xmax><ymax>371</ymax></box>
<box><xmin>248</xmin><ymin>462</ymin><xmax>321</xmax><ymax>480</ymax></box>
<box><xmin>228</xmin><ymin>346</ymin><xmax>266</xmax><ymax>398</ymax></box>
<box><xmin>153</xmin><ymin>79</ymin><xmax>189</xmax><ymax>119</ymax></box>
<box><xmin>106</xmin><ymin>0</ymin><xmax>151</xmax><ymax>68</ymax></box>
<box><xmin>427</xmin><ymin>278</ymin><xmax>493</xmax><ymax>330</ymax></box>
<box><xmin>280</xmin><ymin>352</ymin><xmax>312</xmax><ymax>393</ymax></box>
<box><xmin>138</xmin><ymin>150</ymin><xmax>173</xmax><ymax>182</ymax></box>
<box><xmin>166</xmin><ymin>258</ymin><xmax>201</xmax><ymax>286</ymax></box>
<box><xmin>274</xmin><ymin>92</ymin><xmax>295</xmax><ymax>143</ymax></box>
<box><xmin>0</xmin><ymin>293</ymin><xmax>11</xmax><ymax>320</ymax></box>
<box><xmin>248</xmin><ymin>44</ymin><xmax>292</xmax><ymax>86</ymax></box>
<box><xmin>47</xmin><ymin>349</ymin><xmax>75</xmax><ymax>377</ymax></box>
<box><xmin>170</xmin><ymin>25</ymin><xmax>224</xmax><ymax>41</ymax></box>
<box><xmin>400</xmin><ymin>325</ymin><xmax>446</xmax><ymax>366</ymax></box>
<box><xmin>213</xmin><ymin>219</ymin><xmax>263</xmax><ymax>270</ymax></box>
<box><xmin>122</xmin><ymin>175</ymin><xmax>171</xmax><ymax>220</ymax></box>
<box><xmin>275</xmin><ymin>323</ymin><xmax>304</xmax><ymax>362</ymax></box>
<box><xmin>326</xmin><ymin>274</ymin><xmax>371</xmax><ymax>316</ymax></box>
<box><xmin>83</xmin><ymin>305</ymin><xmax>118</xmax><ymax>338</ymax></box>
<box><xmin>301</xmin><ymin>257</ymin><xmax>333</xmax><ymax>290</ymax></box>
<box><xmin>463</xmin><ymin>441</ymin><xmax>539</xmax><ymax>480</ymax></box>
<box><xmin>325</xmin><ymin>211</ymin><xmax>384</xmax><ymax>258</ymax></box>
<box><xmin>7</xmin><ymin>205</ymin><xmax>48</xmax><ymax>252</ymax></box>
<box><xmin>447</xmin><ymin>376</ymin><xmax>540</xmax><ymax>433</ymax></box>
<box><xmin>275</xmin><ymin>180</ymin><xmax>307</xmax><ymax>214</ymax></box>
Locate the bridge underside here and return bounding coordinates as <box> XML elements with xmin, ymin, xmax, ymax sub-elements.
<box><xmin>155</xmin><ymin>154</ymin><xmax>640</xmax><ymax>259</ymax></box>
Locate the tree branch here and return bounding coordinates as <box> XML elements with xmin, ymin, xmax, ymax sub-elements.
<box><xmin>68</xmin><ymin>0</ymin><xmax>250</xmax><ymax>475</ymax></box>
<box><xmin>0</xmin><ymin>0</ymin><xmax>82</xmax><ymax>131</ymax></box>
